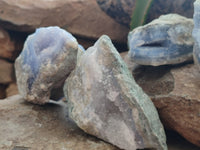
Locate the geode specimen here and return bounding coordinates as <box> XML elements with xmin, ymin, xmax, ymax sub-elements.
<box><xmin>15</xmin><ymin>26</ymin><xmax>79</xmax><ymax>104</ymax></box>
<box><xmin>128</xmin><ymin>14</ymin><xmax>194</xmax><ymax>66</ymax></box>
<box><xmin>64</xmin><ymin>35</ymin><xmax>167</xmax><ymax>150</ymax></box>
<box><xmin>193</xmin><ymin>0</ymin><xmax>200</xmax><ymax>68</ymax></box>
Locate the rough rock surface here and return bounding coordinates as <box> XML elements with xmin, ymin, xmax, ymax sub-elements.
<box><xmin>1</xmin><ymin>95</ymin><xmax>200</xmax><ymax>150</ymax></box>
<box><xmin>128</xmin><ymin>14</ymin><xmax>194</xmax><ymax>66</ymax></box>
<box><xmin>96</xmin><ymin>0</ymin><xmax>135</xmax><ymax>27</ymax></box>
<box><xmin>193</xmin><ymin>0</ymin><xmax>200</xmax><ymax>68</ymax></box>
<box><xmin>64</xmin><ymin>35</ymin><xmax>167</xmax><ymax>150</ymax></box>
<box><xmin>0</xmin><ymin>95</ymin><xmax>117</xmax><ymax>150</ymax></box>
<box><xmin>133</xmin><ymin>63</ymin><xmax>200</xmax><ymax>147</ymax></box>
<box><xmin>0</xmin><ymin>0</ymin><xmax>128</xmax><ymax>43</ymax></box>
<box><xmin>146</xmin><ymin>0</ymin><xmax>195</xmax><ymax>23</ymax></box>
<box><xmin>0</xmin><ymin>59</ymin><xmax>14</xmax><ymax>84</ymax></box>
<box><xmin>15</xmin><ymin>26</ymin><xmax>79</xmax><ymax>104</ymax></box>
<box><xmin>97</xmin><ymin>0</ymin><xmax>195</xmax><ymax>27</ymax></box>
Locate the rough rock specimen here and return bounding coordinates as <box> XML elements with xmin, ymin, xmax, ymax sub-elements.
<box><xmin>64</xmin><ymin>35</ymin><xmax>167</xmax><ymax>150</ymax></box>
<box><xmin>193</xmin><ymin>0</ymin><xmax>200</xmax><ymax>68</ymax></box>
<box><xmin>128</xmin><ymin>14</ymin><xmax>194</xmax><ymax>66</ymax></box>
<box><xmin>0</xmin><ymin>0</ymin><xmax>128</xmax><ymax>43</ymax></box>
<box><xmin>0</xmin><ymin>59</ymin><xmax>14</xmax><ymax>84</ymax></box>
<box><xmin>15</xmin><ymin>26</ymin><xmax>79</xmax><ymax>104</ymax></box>
<box><xmin>0</xmin><ymin>95</ymin><xmax>117</xmax><ymax>150</ymax></box>
<box><xmin>133</xmin><ymin>63</ymin><xmax>200</xmax><ymax>147</ymax></box>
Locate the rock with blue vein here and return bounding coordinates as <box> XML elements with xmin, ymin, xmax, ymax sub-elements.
<box><xmin>15</xmin><ymin>26</ymin><xmax>80</xmax><ymax>104</ymax></box>
<box><xmin>128</xmin><ymin>14</ymin><xmax>194</xmax><ymax>66</ymax></box>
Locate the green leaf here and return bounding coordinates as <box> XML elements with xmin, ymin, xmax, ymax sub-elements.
<box><xmin>130</xmin><ymin>0</ymin><xmax>154</xmax><ymax>30</ymax></box>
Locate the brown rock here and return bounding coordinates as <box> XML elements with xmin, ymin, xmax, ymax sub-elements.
<box><xmin>0</xmin><ymin>27</ymin><xmax>15</xmax><ymax>60</ymax></box>
<box><xmin>0</xmin><ymin>0</ymin><xmax>129</xmax><ymax>43</ymax></box>
<box><xmin>0</xmin><ymin>84</ymin><xmax>7</xmax><ymax>99</ymax></box>
<box><xmin>0</xmin><ymin>95</ymin><xmax>118</xmax><ymax>150</ymax></box>
<box><xmin>0</xmin><ymin>59</ymin><xmax>14</xmax><ymax>84</ymax></box>
<box><xmin>6</xmin><ymin>82</ymin><xmax>18</xmax><ymax>97</ymax></box>
<box><xmin>132</xmin><ymin>63</ymin><xmax>200</xmax><ymax>147</ymax></box>
<box><xmin>0</xmin><ymin>27</ymin><xmax>25</xmax><ymax>61</ymax></box>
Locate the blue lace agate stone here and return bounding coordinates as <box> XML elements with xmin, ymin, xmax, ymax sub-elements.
<box><xmin>15</xmin><ymin>26</ymin><xmax>80</xmax><ymax>104</ymax></box>
<box><xmin>128</xmin><ymin>14</ymin><xmax>194</xmax><ymax>66</ymax></box>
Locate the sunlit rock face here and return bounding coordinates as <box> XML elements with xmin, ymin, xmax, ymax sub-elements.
<box><xmin>193</xmin><ymin>0</ymin><xmax>200</xmax><ymax>69</ymax></box>
<box><xmin>15</xmin><ymin>26</ymin><xmax>79</xmax><ymax>104</ymax></box>
<box><xmin>128</xmin><ymin>14</ymin><xmax>194</xmax><ymax>66</ymax></box>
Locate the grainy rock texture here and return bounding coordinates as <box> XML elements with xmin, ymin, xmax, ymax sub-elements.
<box><xmin>0</xmin><ymin>95</ymin><xmax>118</xmax><ymax>150</ymax></box>
<box><xmin>0</xmin><ymin>59</ymin><xmax>14</xmax><ymax>84</ymax></box>
<box><xmin>64</xmin><ymin>35</ymin><xmax>167</xmax><ymax>150</ymax></box>
<box><xmin>0</xmin><ymin>0</ymin><xmax>128</xmax><ymax>43</ymax></box>
<box><xmin>133</xmin><ymin>63</ymin><xmax>200</xmax><ymax>147</ymax></box>
<box><xmin>193</xmin><ymin>0</ymin><xmax>200</xmax><ymax>68</ymax></box>
<box><xmin>128</xmin><ymin>14</ymin><xmax>194</xmax><ymax>66</ymax></box>
<box><xmin>15</xmin><ymin>26</ymin><xmax>79</xmax><ymax>104</ymax></box>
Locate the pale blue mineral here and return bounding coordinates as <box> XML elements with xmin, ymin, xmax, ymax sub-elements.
<box><xmin>193</xmin><ymin>0</ymin><xmax>200</xmax><ymax>68</ymax></box>
<box><xmin>128</xmin><ymin>14</ymin><xmax>194</xmax><ymax>66</ymax></box>
<box><xmin>15</xmin><ymin>26</ymin><xmax>80</xmax><ymax>104</ymax></box>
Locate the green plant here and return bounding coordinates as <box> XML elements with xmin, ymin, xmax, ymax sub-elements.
<box><xmin>130</xmin><ymin>0</ymin><xmax>154</xmax><ymax>30</ymax></box>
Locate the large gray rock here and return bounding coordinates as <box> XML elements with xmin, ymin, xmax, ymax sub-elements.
<box><xmin>64</xmin><ymin>35</ymin><xmax>167</xmax><ymax>150</ymax></box>
<box><xmin>15</xmin><ymin>26</ymin><xmax>79</xmax><ymax>104</ymax></box>
<box><xmin>193</xmin><ymin>0</ymin><xmax>200</xmax><ymax>68</ymax></box>
<box><xmin>128</xmin><ymin>14</ymin><xmax>194</xmax><ymax>66</ymax></box>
